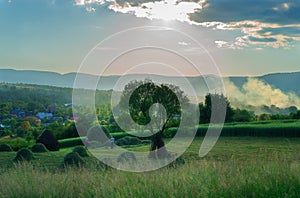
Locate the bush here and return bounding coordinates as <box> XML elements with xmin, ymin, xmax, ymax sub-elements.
<box><xmin>0</xmin><ymin>138</ymin><xmax>29</xmax><ymax>151</ymax></box>
<box><xmin>37</xmin><ymin>130</ymin><xmax>59</xmax><ymax>151</ymax></box>
<box><xmin>73</xmin><ymin>146</ymin><xmax>88</xmax><ymax>157</ymax></box>
<box><xmin>58</xmin><ymin>137</ymin><xmax>84</xmax><ymax>149</ymax></box>
<box><xmin>115</xmin><ymin>136</ymin><xmax>142</xmax><ymax>146</ymax></box>
<box><xmin>14</xmin><ymin>148</ymin><xmax>34</xmax><ymax>162</ymax></box>
<box><xmin>63</xmin><ymin>152</ymin><xmax>84</xmax><ymax>167</ymax></box>
<box><xmin>163</xmin><ymin>128</ymin><xmax>178</xmax><ymax>138</ymax></box>
<box><xmin>117</xmin><ymin>151</ymin><xmax>136</xmax><ymax>164</ymax></box>
<box><xmin>109</xmin><ymin>132</ymin><xmax>129</xmax><ymax>140</ymax></box>
<box><xmin>196</xmin><ymin>124</ymin><xmax>300</xmax><ymax>137</ymax></box>
<box><xmin>31</xmin><ymin>143</ymin><xmax>48</xmax><ymax>153</ymax></box>
<box><xmin>0</xmin><ymin>143</ymin><xmax>12</xmax><ymax>152</ymax></box>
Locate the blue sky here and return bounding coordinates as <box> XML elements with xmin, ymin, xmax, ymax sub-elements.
<box><xmin>0</xmin><ymin>0</ymin><xmax>299</xmax><ymax>76</ymax></box>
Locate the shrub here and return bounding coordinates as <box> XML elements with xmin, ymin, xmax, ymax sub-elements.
<box><xmin>196</xmin><ymin>124</ymin><xmax>300</xmax><ymax>137</ymax></box>
<box><xmin>73</xmin><ymin>146</ymin><xmax>88</xmax><ymax>157</ymax></box>
<box><xmin>63</xmin><ymin>152</ymin><xmax>84</xmax><ymax>167</ymax></box>
<box><xmin>109</xmin><ymin>132</ymin><xmax>128</xmax><ymax>140</ymax></box>
<box><xmin>0</xmin><ymin>143</ymin><xmax>12</xmax><ymax>152</ymax></box>
<box><xmin>0</xmin><ymin>138</ymin><xmax>29</xmax><ymax>151</ymax></box>
<box><xmin>36</xmin><ymin>130</ymin><xmax>59</xmax><ymax>151</ymax></box>
<box><xmin>14</xmin><ymin>148</ymin><xmax>34</xmax><ymax>162</ymax></box>
<box><xmin>163</xmin><ymin>128</ymin><xmax>178</xmax><ymax>138</ymax></box>
<box><xmin>115</xmin><ymin>136</ymin><xmax>142</xmax><ymax>146</ymax></box>
<box><xmin>117</xmin><ymin>151</ymin><xmax>136</xmax><ymax>164</ymax></box>
<box><xmin>31</xmin><ymin>143</ymin><xmax>48</xmax><ymax>153</ymax></box>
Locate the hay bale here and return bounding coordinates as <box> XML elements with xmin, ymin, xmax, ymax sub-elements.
<box><xmin>117</xmin><ymin>151</ymin><xmax>137</xmax><ymax>164</ymax></box>
<box><xmin>63</xmin><ymin>152</ymin><xmax>84</xmax><ymax>167</ymax></box>
<box><xmin>72</xmin><ymin>146</ymin><xmax>88</xmax><ymax>157</ymax></box>
<box><xmin>0</xmin><ymin>144</ymin><xmax>12</xmax><ymax>152</ymax></box>
<box><xmin>14</xmin><ymin>148</ymin><xmax>34</xmax><ymax>162</ymax></box>
<box><xmin>31</xmin><ymin>143</ymin><xmax>48</xmax><ymax>153</ymax></box>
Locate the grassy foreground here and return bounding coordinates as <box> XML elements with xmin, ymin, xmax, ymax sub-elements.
<box><xmin>0</xmin><ymin>137</ymin><xmax>300</xmax><ymax>197</ymax></box>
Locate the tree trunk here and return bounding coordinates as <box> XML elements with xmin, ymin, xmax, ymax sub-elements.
<box><xmin>149</xmin><ymin>131</ymin><xmax>168</xmax><ymax>159</ymax></box>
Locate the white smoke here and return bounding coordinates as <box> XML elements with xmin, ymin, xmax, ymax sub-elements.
<box><xmin>224</xmin><ymin>78</ymin><xmax>300</xmax><ymax>109</ymax></box>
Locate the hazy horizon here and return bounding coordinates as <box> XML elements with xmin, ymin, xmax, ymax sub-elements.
<box><xmin>1</xmin><ymin>68</ymin><xmax>300</xmax><ymax>78</ymax></box>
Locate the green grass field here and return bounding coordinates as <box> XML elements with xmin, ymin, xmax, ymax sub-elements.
<box><xmin>1</xmin><ymin>137</ymin><xmax>300</xmax><ymax>197</ymax></box>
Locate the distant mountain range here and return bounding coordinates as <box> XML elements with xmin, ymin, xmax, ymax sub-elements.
<box><xmin>0</xmin><ymin>69</ymin><xmax>299</xmax><ymax>97</ymax></box>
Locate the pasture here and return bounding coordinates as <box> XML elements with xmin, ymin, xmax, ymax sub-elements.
<box><xmin>0</xmin><ymin>137</ymin><xmax>300</xmax><ymax>197</ymax></box>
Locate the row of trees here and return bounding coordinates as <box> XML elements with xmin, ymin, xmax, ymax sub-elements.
<box><xmin>1</xmin><ymin>80</ymin><xmax>300</xmax><ymax>158</ymax></box>
<box><xmin>117</xmin><ymin>80</ymin><xmax>300</xmax><ymax>158</ymax></box>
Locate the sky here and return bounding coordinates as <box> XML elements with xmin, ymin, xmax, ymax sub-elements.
<box><xmin>0</xmin><ymin>0</ymin><xmax>299</xmax><ymax>76</ymax></box>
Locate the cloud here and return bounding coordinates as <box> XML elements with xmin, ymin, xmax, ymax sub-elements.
<box><xmin>201</xmin><ymin>21</ymin><xmax>300</xmax><ymax>49</ymax></box>
<box><xmin>108</xmin><ymin>0</ymin><xmax>205</xmax><ymax>23</ymax></box>
<box><xmin>75</xmin><ymin>0</ymin><xmax>300</xmax><ymax>49</ymax></box>
<box><xmin>75</xmin><ymin>0</ymin><xmax>105</xmax><ymax>12</ymax></box>
<box><xmin>86</xmin><ymin>6</ymin><xmax>96</xmax><ymax>12</ymax></box>
<box><xmin>189</xmin><ymin>0</ymin><xmax>300</xmax><ymax>49</ymax></box>
<box><xmin>74</xmin><ymin>0</ymin><xmax>206</xmax><ymax>23</ymax></box>
<box><xmin>75</xmin><ymin>0</ymin><xmax>105</xmax><ymax>6</ymax></box>
<box><xmin>273</xmin><ymin>2</ymin><xmax>291</xmax><ymax>12</ymax></box>
<box><xmin>215</xmin><ymin>40</ymin><xmax>243</xmax><ymax>50</ymax></box>
<box><xmin>224</xmin><ymin>78</ymin><xmax>300</xmax><ymax>108</ymax></box>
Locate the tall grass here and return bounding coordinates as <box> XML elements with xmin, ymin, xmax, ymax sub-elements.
<box><xmin>1</xmin><ymin>155</ymin><xmax>299</xmax><ymax>197</ymax></box>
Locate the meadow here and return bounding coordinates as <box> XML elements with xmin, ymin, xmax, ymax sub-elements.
<box><xmin>0</xmin><ymin>137</ymin><xmax>300</xmax><ymax>197</ymax></box>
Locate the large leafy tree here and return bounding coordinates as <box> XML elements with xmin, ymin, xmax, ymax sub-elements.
<box><xmin>119</xmin><ymin>80</ymin><xmax>189</xmax><ymax>158</ymax></box>
<box><xmin>199</xmin><ymin>93</ymin><xmax>234</xmax><ymax>123</ymax></box>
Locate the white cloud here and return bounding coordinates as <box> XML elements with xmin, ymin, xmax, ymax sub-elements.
<box><xmin>86</xmin><ymin>6</ymin><xmax>96</xmax><ymax>12</ymax></box>
<box><xmin>273</xmin><ymin>2</ymin><xmax>291</xmax><ymax>12</ymax></box>
<box><xmin>74</xmin><ymin>0</ymin><xmax>300</xmax><ymax>50</ymax></box>
<box><xmin>215</xmin><ymin>40</ymin><xmax>243</xmax><ymax>50</ymax></box>
<box><xmin>283</xmin><ymin>3</ymin><xmax>290</xmax><ymax>10</ymax></box>
<box><xmin>108</xmin><ymin>0</ymin><xmax>205</xmax><ymax>23</ymax></box>
<box><xmin>203</xmin><ymin>21</ymin><xmax>300</xmax><ymax>49</ymax></box>
<box><xmin>75</xmin><ymin>0</ymin><xmax>105</xmax><ymax>6</ymax></box>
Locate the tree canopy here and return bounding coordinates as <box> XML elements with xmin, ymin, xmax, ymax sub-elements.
<box><xmin>119</xmin><ymin>80</ymin><xmax>189</xmax><ymax>158</ymax></box>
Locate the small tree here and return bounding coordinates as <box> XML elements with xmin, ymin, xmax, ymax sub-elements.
<box><xmin>290</xmin><ymin>110</ymin><xmax>300</xmax><ymax>119</ymax></box>
<box><xmin>31</xmin><ymin>127</ymin><xmax>42</xmax><ymax>141</ymax></box>
<box><xmin>233</xmin><ymin>108</ymin><xmax>254</xmax><ymax>122</ymax></box>
<box><xmin>2</xmin><ymin>118</ymin><xmax>17</xmax><ymax>134</ymax></box>
<box><xmin>19</xmin><ymin>121</ymin><xmax>31</xmax><ymax>132</ymax></box>
<box><xmin>257</xmin><ymin>113</ymin><xmax>271</xmax><ymax>121</ymax></box>
<box><xmin>25</xmin><ymin>132</ymin><xmax>33</xmax><ymax>143</ymax></box>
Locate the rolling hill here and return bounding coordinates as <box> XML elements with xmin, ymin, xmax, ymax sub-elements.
<box><xmin>0</xmin><ymin>69</ymin><xmax>299</xmax><ymax>97</ymax></box>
